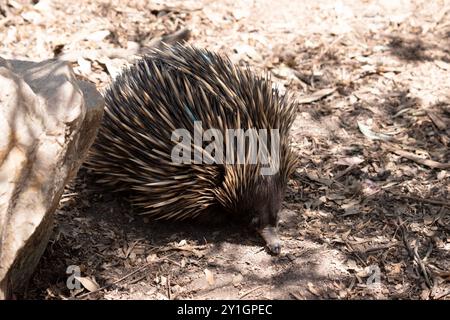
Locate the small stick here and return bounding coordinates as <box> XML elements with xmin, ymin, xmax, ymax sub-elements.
<box><xmin>289</xmin><ymin>291</ymin><xmax>303</xmax><ymax>300</ymax></box>
<box><xmin>167</xmin><ymin>275</ymin><xmax>171</xmax><ymax>300</ymax></box>
<box><xmin>384</xmin><ymin>145</ymin><xmax>450</xmax><ymax>169</ymax></box>
<box><xmin>414</xmin><ymin>246</ymin><xmax>433</xmax><ymax>288</ymax></box>
<box><xmin>400</xmin><ymin>226</ymin><xmax>433</xmax><ymax>289</ymax></box>
<box><xmin>363</xmin><ymin>243</ymin><xmax>398</xmax><ymax>253</ymax></box>
<box><xmin>435</xmin><ymin>289</ymin><xmax>450</xmax><ymax>300</ymax></box>
<box><xmin>388</xmin><ymin>192</ymin><xmax>450</xmax><ymax>208</ymax></box>
<box><xmin>76</xmin><ymin>252</ymin><xmax>175</xmax><ymax>299</ymax></box>
<box><xmin>239</xmin><ymin>286</ymin><xmax>264</xmax><ymax>299</ymax></box>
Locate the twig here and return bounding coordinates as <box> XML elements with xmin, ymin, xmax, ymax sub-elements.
<box><xmin>388</xmin><ymin>192</ymin><xmax>450</xmax><ymax>208</ymax></box>
<box><xmin>363</xmin><ymin>243</ymin><xmax>398</xmax><ymax>253</ymax></box>
<box><xmin>76</xmin><ymin>252</ymin><xmax>175</xmax><ymax>299</ymax></box>
<box><xmin>128</xmin><ymin>275</ymin><xmax>147</xmax><ymax>285</ymax></box>
<box><xmin>345</xmin><ymin>242</ymin><xmax>367</xmax><ymax>267</ymax></box>
<box><xmin>164</xmin><ymin>258</ymin><xmax>182</xmax><ymax>267</ymax></box>
<box><xmin>289</xmin><ymin>291</ymin><xmax>303</xmax><ymax>300</ymax></box>
<box><xmin>334</xmin><ymin>164</ymin><xmax>357</xmax><ymax>180</ymax></box>
<box><xmin>239</xmin><ymin>286</ymin><xmax>264</xmax><ymax>299</ymax></box>
<box><xmin>124</xmin><ymin>240</ymin><xmax>140</xmax><ymax>259</ymax></box>
<box><xmin>400</xmin><ymin>226</ymin><xmax>433</xmax><ymax>289</ymax></box>
<box><xmin>167</xmin><ymin>275</ymin><xmax>171</xmax><ymax>300</ymax></box>
<box><xmin>414</xmin><ymin>246</ymin><xmax>432</xmax><ymax>288</ymax></box>
<box><xmin>435</xmin><ymin>289</ymin><xmax>450</xmax><ymax>300</ymax></box>
<box><xmin>427</xmin><ymin>111</ymin><xmax>447</xmax><ymax>131</ymax></box>
<box><xmin>158</xmin><ymin>244</ymin><xmax>206</xmax><ymax>257</ymax></box>
<box><xmin>384</xmin><ymin>144</ymin><xmax>450</xmax><ymax>169</ymax></box>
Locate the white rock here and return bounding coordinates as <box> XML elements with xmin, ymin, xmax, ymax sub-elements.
<box><xmin>0</xmin><ymin>57</ymin><xmax>104</xmax><ymax>299</ymax></box>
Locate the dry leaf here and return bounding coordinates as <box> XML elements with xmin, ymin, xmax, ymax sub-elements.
<box><xmin>427</xmin><ymin>111</ymin><xmax>447</xmax><ymax>131</ymax></box>
<box><xmin>85</xmin><ymin>30</ymin><xmax>111</xmax><ymax>42</ymax></box>
<box><xmin>271</xmin><ymin>66</ymin><xmax>297</xmax><ymax>80</ymax></box>
<box><xmin>7</xmin><ymin>0</ymin><xmax>22</xmax><ymax>9</ymax></box>
<box><xmin>346</xmin><ymin>259</ymin><xmax>359</xmax><ymax>271</ymax></box>
<box><xmin>335</xmin><ymin>156</ymin><xmax>365</xmax><ymax>166</ymax></box>
<box><xmin>306</xmin><ymin>172</ymin><xmax>332</xmax><ymax>186</ymax></box>
<box><xmin>297</xmin><ymin>88</ymin><xmax>336</xmax><ymax>104</ymax></box>
<box><xmin>307</xmin><ymin>282</ymin><xmax>320</xmax><ymax>296</ymax></box>
<box><xmin>204</xmin><ymin>268</ymin><xmax>215</xmax><ymax>286</ymax></box>
<box><xmin>341</xmin><ymin>229</ymin><xmax>351</xmax><ymax>241</ymax></box>
<box><xmin>437</xmin><ymin>171</ymin><xmax>447</xmax><ymax>180</ymax></box>
<box><xmin>97</xmin><ymin>57</ymin><xmax>124</xmax><ymax>79</ymax></box>
<box><xmin>156</xmin><ymin>293</ymin><xmax>169</xmax><ymax>300</ymax></box>
<box><xmin>146</xmin><ymin>254</ymin><xmax>157</xmax><ymax>263</ymax></box>
<box><xmin>423</xmin><ymin>215</ymin><xmax>434</xmax><ymax>225</ymax></box>
<box><xmin>361</xmin><ymin>179</ymin><xmax>381</xmax><ymax>196</ymax></box>
<box><xmin>232</xmin><ymin>274</ymin><xmax>244</xmax><ymax>286</ymax></box>
<box><xmin>357</xmin><ymin>121</ymin><xmax>392</xmax><ymax>141</ymax></box>
<box><xmin>74</xmin><ymin>276</ymin><xmax>100</xmax><ymax>292</ymax></box>
<box><xmin>77</xmin><ymin>57</ymin><xmax>92</xmax><ymax>75</ymax></box>
<box><xmin>21</xmin><ymin>11</ymin><xmax>43</xmax><ymax>24</ymax></box>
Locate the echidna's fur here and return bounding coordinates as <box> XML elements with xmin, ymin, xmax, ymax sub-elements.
<box><xmin>86</xmin><ymin>44</ymin><xmax>298</xmax><ymax>254</ymax></box>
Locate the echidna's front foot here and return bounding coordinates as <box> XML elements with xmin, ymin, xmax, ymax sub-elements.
<box><xmin>258</xmin><ymin>226</ymin><xmax>282</xmax><ymax>255</ymax></box>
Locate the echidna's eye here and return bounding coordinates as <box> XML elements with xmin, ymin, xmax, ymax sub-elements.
<box><xmin>250</xmin><ymin>216</ymin><xmax>259</xmax><ymax>228</ymax></box>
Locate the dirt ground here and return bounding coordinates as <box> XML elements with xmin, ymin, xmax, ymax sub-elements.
<box><xmin>1</xmin><ymin>0</ymin><xmax>449</xmax><ymax>299</ymax></box>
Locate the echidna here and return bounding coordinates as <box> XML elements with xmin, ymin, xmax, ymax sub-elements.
<box><xmin>86</xmin><ymin>44</ymin><xmax>298</xmax><ymax>254</ymax></box>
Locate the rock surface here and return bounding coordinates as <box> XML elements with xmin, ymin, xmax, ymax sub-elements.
<box><xmin>0</xmin><ymin>57</ymin><xmax>104</xmax><ymax>299</ymax></box>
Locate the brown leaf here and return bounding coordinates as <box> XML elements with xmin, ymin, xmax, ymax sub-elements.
<box><xmin>307</xmin><ymin>282</ymin><xmax>320</xmax><ymax>296</ymax></box>
<box><xmin>204</xmin><ymin>269</ymin><xmax>215</xmax><ymax>286</ymax></box>
<box><xmin>335</xmin><ymin>156</ymin><xmax>365</xmax><ymax>166</ymax></box>
<box><xmin>297</xmin><ymin>88</ymin><xmax>336</xmax><ymax>104</ymax></box>
<box><xmin>437</xmin><ymin>171</ymin><xmax>447</xmax><ymax>180</ymax></box>
<box><xmin>74</xmin><ymin>276</ymin><xmax>100</xmax><ymax>292</ymax></box>
<box><xmin>85</xmin><ymin>30</ymin><xmax>110</xmax><ymax>42</ymax></box>
<box><xmin>358</xmin><ymin>121</ymin><xmax>392</xmax><ymax>141</ymax></box>
<box><xmin>232</xmin><ymin>273</ymin><xmax>244</xmax><ymax>286</ymax></box>
<box><xmin>427</xmin><ymin>111</ymin><xmax>447</xmax><ymax>131</ymax></box>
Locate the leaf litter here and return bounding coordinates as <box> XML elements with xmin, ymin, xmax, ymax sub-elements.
<box><xmin>2</xmin><ymin>0</ymin><xmax>449</xmax><ymax>300</ymax></box>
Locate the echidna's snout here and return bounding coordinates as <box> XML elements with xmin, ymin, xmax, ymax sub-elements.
<box><xmin>246</xmin><ymin>182</ymin><xmax>284</xmax><ymax>255</ymax></box>
<box><xmin>258</xmin><ymin>225</ymin><xmax>282</xmax><ymax>255</ymax></box>
<box><xmin>250</xmin><ymin>204</ymin><xmax>282</xmax><ymax>255</ymax></box>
